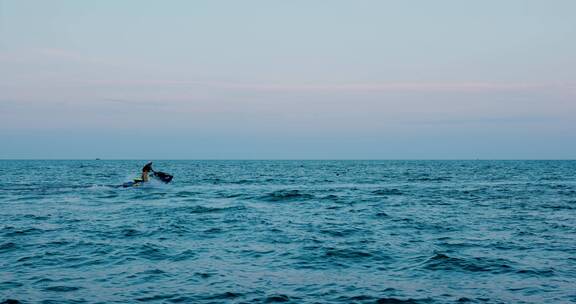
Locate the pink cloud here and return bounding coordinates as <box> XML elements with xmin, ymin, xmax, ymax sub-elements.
<box><xmin>80</xmin><ymin>79</ymin><xmax>576</xmax><ymax>93</ymax></box>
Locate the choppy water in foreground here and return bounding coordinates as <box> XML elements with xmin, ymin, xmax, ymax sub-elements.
<box><xmin>1</xmin><ymin>160</ymin><xmax>575</xmax><ymax>304</ymax></box>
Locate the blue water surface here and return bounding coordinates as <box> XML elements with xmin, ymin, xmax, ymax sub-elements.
<box><xmin>1</xmin><ymin>160</ymin><xmax>575</xmax><ymax>303</ymax></box>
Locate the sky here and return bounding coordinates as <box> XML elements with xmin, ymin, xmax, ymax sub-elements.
<box><xmin>0</xmin><ymin>0</ymin><xmax>575</xmax><ymax>159</ymax></box>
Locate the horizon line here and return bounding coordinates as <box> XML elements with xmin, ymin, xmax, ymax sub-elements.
<box><xmin>1</xmin><ymin>158</ymin><xmax>574</xmax><ymax>161</ymax></box>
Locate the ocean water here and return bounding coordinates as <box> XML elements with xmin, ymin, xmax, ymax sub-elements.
<box><xmin>1</xmin><ymin>160</ymin><xmax>575</xmax><ymax>304</ymax></box>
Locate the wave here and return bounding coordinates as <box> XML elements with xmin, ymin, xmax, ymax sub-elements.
<box><xmin>259</xmin><ymin>190</ymin><xmax>315</xmax><ymax>202</ymax></box>
<box><xmin>42</xmin><ymin>286</ymin><xmax>82</xmax><ymax>292</ymax></box>
<box><xmin>0</xmin><ymin>242</ymin><xmax>18</xmax><ymax>253</ymax></box>
<box><xmin>422</xmin><ymin>253</ymin><xmax>514</xmax><ymax>274</ymax></box>
<box><xmin>372</xmin><ymin>188</ymin><xmax>403</xmax><ymax>195</ymax></box>
<box><xmin>325</xmin><ymin>247</ymin><xmax>373</xmax><ymax>259</ymax></box>
<box><xmin>376</xmin><ymin>298</ymin><xmax>432</xmax><ymax>304</ymax></box>
<box><xmin>332</xmin><ymin>295</ymin><xmax>432</xmax><ymax>304</ymax></box>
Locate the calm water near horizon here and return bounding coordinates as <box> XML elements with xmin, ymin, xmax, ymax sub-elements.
<box><xmin>1</xmin><ymin>160</ymin><xmax>575</xmax><ymax>303</ymax></box>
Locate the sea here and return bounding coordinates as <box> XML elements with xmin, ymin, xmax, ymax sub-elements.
<box><xmin>1</xmin><ymin>160</ymin><xmax>575</xmax><ymax>304</ymax></box>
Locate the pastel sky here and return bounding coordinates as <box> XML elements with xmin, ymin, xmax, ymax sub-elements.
<box><xmin>1</xmin><ymin>0</ymin><xmax>575</xmax><ymax>159</ymax></box>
